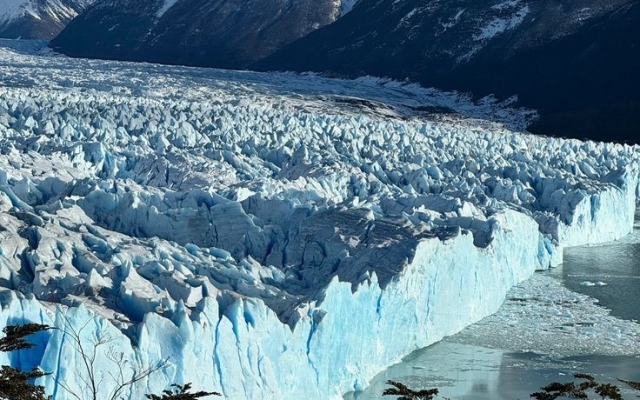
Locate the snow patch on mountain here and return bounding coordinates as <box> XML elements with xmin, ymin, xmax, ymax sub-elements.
<box><xmin>340</xmin><ymin>0</ymin><xmax>360</xmax><ymax>16</ymax></box>
<box><xmin>473</xmin><ymin>3</ymin><xmax>530</xmax><ymax>41</ymax></box>
<box><xmin>397</xmin><ymin>8</ymin><xmax>419</xmax><ymax>28</ymax></box>
<box><xmin>0</xmin><ymin>40</ymin><xmax>638</xmax><ymax>400</ymax></box>
<box><xmin>156</xmin><ymin>0</ymin><xmax>179</xmax><ymax>18</ymax></box>
<box><xmin>0</xmin><ymin>0</ymin><xmax>32</xmax><ymax>21</ymax></box>
<box><xmin>0</xmin><ymin>0</ymin><xmax>95</xmax><ymax>40</ymax></box>
<box><xmin>439</xmin><ymin>9</ymin><xmax>466</xmax><ymax>31</ymax></box>
<box><xmin>491</xmin><ymin>0</ymin><xmax>523</xmax><ymax>12</ymax></box>
<box><xmin>0</xmin><ymin>0</ymin><xmax>86</xmax><ymax>23</ymax></box>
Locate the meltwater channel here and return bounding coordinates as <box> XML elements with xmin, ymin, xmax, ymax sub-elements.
<box><xmin>346</xmin><ymin>214</ymin><xmax>640</xmax><ymax>400</ymax></box>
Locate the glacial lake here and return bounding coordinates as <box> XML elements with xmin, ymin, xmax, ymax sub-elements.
<box><xmin>345</xmin><ymin>343</ymin><xmax>640</xmax><ymax>400</ymax></box>
<box><xmin>346</xmin><ymin>218</ymin><xmax>640</xmax><ymax>400</ymax></box>
<box><xmin>549</xmin><ymin>238</ymin><xmax>640</xmax><ymax>323</ymax></box>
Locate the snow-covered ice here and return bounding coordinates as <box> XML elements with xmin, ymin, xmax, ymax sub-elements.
<box><xmin>0</xmin><ymin>39</ymin><xmax>639</xmax><ymax>399</ymax></box>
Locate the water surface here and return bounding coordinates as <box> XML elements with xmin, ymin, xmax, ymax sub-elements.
<box><xmin>345</xmin><ymin>342</ymin><xmax>640</xmax><ymax>400</ymax></box>
<box><xmin>346</xmin><ymin>218</ymin><xmax>640</xmax><ymax>399</ymax></box>
<box><xmin>550</xmin><ymin>241</ymin><xmax>640</xmax><ymax>322</ymax></box>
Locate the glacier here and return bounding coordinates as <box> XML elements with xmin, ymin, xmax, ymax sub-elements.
<box><xmin>0</xmin><ymin>39</ymin><xmax>639</xmax><ymax>400</ymax></box>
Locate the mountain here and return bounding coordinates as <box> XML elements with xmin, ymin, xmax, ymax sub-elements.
<box><xmin>51</xmin><ymin>0</ymin><xmax>359</xmax><ymax>69</ymax></box>
<box><xmin>0</xmin><ymin>0</ymin><xmax>95</xmax><ymax>39</ymax></box>
<box><xmin>256</xmin><ymin>0</ymin><xmax>640</xmax><ymax>142</ymax></box>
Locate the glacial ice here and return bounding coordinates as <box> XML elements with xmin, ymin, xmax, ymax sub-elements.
<box><xmin>0</xmin><ymin>39</ymin><xmax>639</xmax><ymax>399</ymax></box>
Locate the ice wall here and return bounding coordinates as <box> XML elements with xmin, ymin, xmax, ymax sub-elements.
<box><xmin>1</xmin><ymin>209</ymin><xmax>543</xmax><ymax>400</ymax></box>
<box><xmin>0</xmin><ymin>40</ymin><xmax>639</xmax><ymax>400</ymax></box>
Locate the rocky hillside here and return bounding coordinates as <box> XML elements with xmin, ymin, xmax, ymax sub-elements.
<box><xmin>51</xmin><ymin>0</ymin><xmax>357</xmax><ymax>69</ymax></box>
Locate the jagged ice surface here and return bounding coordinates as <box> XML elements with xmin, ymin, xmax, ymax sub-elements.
<box><xmin>0</xmin><ymin>40</ymin><xmax>639</xmax><ymax>399</ymax></box>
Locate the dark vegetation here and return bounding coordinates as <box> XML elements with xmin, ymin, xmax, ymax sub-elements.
<box><xmin>145</xmin><ymin>383</ymin><xmax>220</xmax><ymax>400</ymax></box>
<box><xmin>383</xmin><ymin>373</ymin><xmax>640</xmax><ymax>400</ymax></box>
<box><xmin>0</xmin><ymin>324</ymin><xmax>52</xmax><ymax>400</ymax></box>
<box><xmin>0</xmin><ymin>323</ymin><xmax>218</xmax><ymax>400</ymax></box>
<box><xmin>382</xmin><ymin>380</ymin><xmax>440</xmax><ymax>400</ymax></box>
<box><xmin>530</xmin><ymin>373</ymin><xmax>623</xmax><ymax>400</ymax></box>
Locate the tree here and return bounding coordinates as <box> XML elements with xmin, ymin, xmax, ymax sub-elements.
<box><xmin>0</xmin><ymin>324</ymin><xmax>52</xmax><ymax>353</ymax></box>
<box><xmin>381</xmin><ymin>373</ymin><xmax>640</xmax><ymax>400</ymax></box>
<box><xmin>51</xmin><ymin>313</ymin><xmax>168</xmax><ymax>400</ymax></box>
<box><xmin>145</xmin><ymin>383</ymin><xmax>220</xmax><ymax>400</ymax></box>
<box><xmin>618</xmin><ymin>378</ymin><xmax>640</xmax><ymax>392</ymax></box>
<box><xmin>530</xmin><ymin>373</ymin><xmax>625</xmax><ymax>400</ymax></box>
<box><xmin>382</xmin><ymin>380</ymin><xmax>439</xmax><ymax>400</ymax></box>
<box><xmin>0</xmin><ymin>323</ymin><xmax>53</xmax><ymax>400</ymax></box>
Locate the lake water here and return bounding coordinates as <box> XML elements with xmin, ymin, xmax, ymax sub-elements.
<box><xmin>345</xmin><ymin>343</ymin><xmax>640</xmax><ymax>400</ymax></box>
<box><xmin>346</xmin><ymin>218</ymin><xmax>640</xmax><ymax>400</ymax></box>
<box><xmin>549</xmin><ymin>239</ymin><xmax>640</xmax><ymax>323</ymax></box>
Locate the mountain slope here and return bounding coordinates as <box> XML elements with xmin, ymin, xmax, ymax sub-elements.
<box><xmin>51</xmin><ymin>0</ymin><xmax>351</xmax><ymax>69</ymax></box>
<box><xmin>256</xmin><ymin>0</ymin><xmax>640</xmax><ymax>142</ymax></box>
<box><xmin>0</xmin><ymin>0</ymin><xmax>94</xmax><ymax>39</ymax></box>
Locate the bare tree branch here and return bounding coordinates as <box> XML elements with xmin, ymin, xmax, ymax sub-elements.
<box><xmin>52</xmin><ymin>308</ymin><xmax>168</xmax><ymax>400</ymax></box>
<box><xmin>109</xmin><ymin>358</ymin><xmax>169</xmax><ymax>400</ymax></box>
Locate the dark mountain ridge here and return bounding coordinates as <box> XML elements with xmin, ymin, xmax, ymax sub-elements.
<box><xmin>51</xmin><ymin>0</ymin><xmax>345</xmax><ymax>69</ymax></box>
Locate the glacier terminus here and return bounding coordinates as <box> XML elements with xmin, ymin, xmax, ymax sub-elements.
<box><xmin>0</xmin><ymin>40</ymin><xmax>639</xmax><ymax>400</ymax></box>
